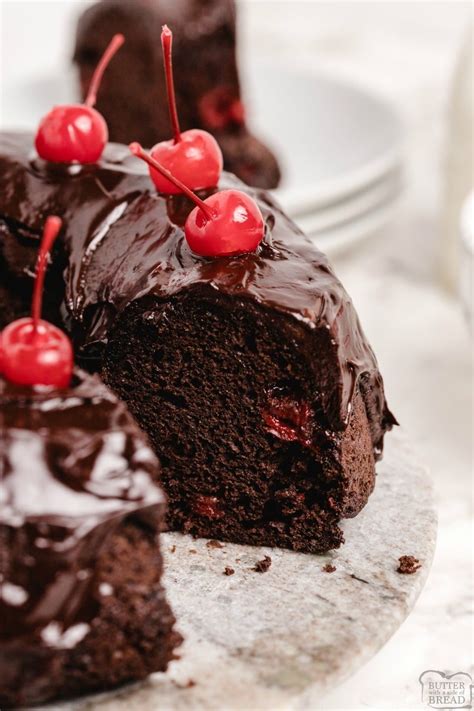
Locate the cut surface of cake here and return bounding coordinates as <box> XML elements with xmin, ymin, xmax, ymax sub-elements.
<box><xmin>0</xmin><ymin>132</ymin><xmax>395</xmax><ymax>555</ymax></box>
<box><xmin>73</xmin><ymin>0</ymin><xmax>281</xmax><ymax>189</ymax></box>
<box><xmin>0</xmin><ymin>368</ymin><xmax>180</xmax><ymax>707</ymax></box>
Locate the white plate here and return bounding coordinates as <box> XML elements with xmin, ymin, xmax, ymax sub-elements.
<box><xmin>295</xmin><ymin>167</ymin><xmax>402</xmax><ymax>235</ymax></box>
<box><xmin>242</xmin><ymin>62</ymin><xmax>404</xmax><ymax>216</ymax></box>
<box><xmin>309</xmin><ymin>195</ymin><xmax>400</xmax><ymax>258</ymax></box>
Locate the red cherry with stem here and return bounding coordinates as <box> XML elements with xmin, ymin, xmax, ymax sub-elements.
<box><xmin>0</xmin><ymin>217</ymin><xmax>73</xmax><ymax>388</ymax></box>
<box><xmin>130</xmin><ymin>143</ymin><xmax>264</xmax><ymax>257</ymax></box>
<box><xmin>34</xmin><ymin>34</ymin><xmax>124</xmax><ymax>164</ymax></box>
<box><xmin>148</xmin><ymin>25</ymin><xmax>223</xmax><ymax>194</ymax></box>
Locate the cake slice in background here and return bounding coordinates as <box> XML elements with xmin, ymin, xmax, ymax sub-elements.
<box><xmin>0</xmin><ymin>369</ymin><xmax>181</xmax><ymax>708</ymax></box>
<box><xmin>73</xmin><ymin>0</ymin><xmax>281</xmax><ymax>189</ymax></box>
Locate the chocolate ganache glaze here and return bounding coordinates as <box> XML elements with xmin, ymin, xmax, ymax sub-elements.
<box><xmin>0</xmin><ymin>370</ymin><xmax>165</xmax><ymax>672</ymax></box>
<box><xmin>0</xmin><ymin>131</ymin><xmax>395</xmax><ymax>455</ymax></box>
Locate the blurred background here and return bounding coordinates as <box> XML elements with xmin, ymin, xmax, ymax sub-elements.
<box><xmin>0</xmin><ymin>1</ymin><xmax>472</xmax><ymax>708</ymax></box>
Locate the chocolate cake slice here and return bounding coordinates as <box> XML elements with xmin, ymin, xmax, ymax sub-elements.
<box><xmin>73</xmin><ymin>0</ymin><xmax>281</xmax><ymax>189</ymax></box>
<box><xmin>0</xmin><ymin>369</ymin><xmax>180</xmax><ymax>707</ymax></box>
<box><xmin>0</xmin><ymin>132</ymin><xmax>395</xmax><ymax>554</ymax></box>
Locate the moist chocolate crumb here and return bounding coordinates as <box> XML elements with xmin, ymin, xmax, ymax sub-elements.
<box><xmin>169</xmin><ymin>545</ymin><xmax>176</xmax><ymax>553</ymax></box>
<box><xmin>253</xmin><ymin>556</ymin><xmax>272</xmax><ymax>573</ymax></box>
<box><xmin>223</xmin><ymin>567</ymin><xmax>235</xmax><ymax>576</ymax></box>
<box><xmin>99</xmin><ymin>263</ymin><xmax>389</xmax><ymax>556</ymax></box>
<box><xmin>206</xmin><ymin>540</ymin><xmax>224</xmax><ymax>549</ymax></box>
<box><xmin>397</xmin><ymin>555</ymin><xmax>421</xmax><ymax>574</ymax></box>
<box><xmin>322</xmin><ymin>564</ymin><xmax>336</xmax><ymax>573</ymax></box>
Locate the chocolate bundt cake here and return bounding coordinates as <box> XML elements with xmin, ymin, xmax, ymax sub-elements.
<box><xmin>73</xmin><ymin>0</ymin><xmax>281</xmax><ymax>189</ymax></box>
<box><xmin>0</xmin><ymin>369</ymin><xmax>180</xmax><ymax>708</ymax></box>
<box><xmin>0</xmin><ymin>132</ymin><xmax>395</xmax><ymax>554</ymax></box>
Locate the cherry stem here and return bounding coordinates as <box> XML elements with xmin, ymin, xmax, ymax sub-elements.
<box><xmin>32</xmin><ymin>216</ymin><xmax>62</xmax><ymax>331</ymax></box>
<box><xmin>161</xmin><ymin>25</ymin><xmax>181</xmax><ymax>144</ymax></box>
<box><xmin>129</xmin><ymin>143</ymin><xmax>215</xmax><ymax>220</ymax></box>
<box><xmin>85</xmin><ymin>33</ymin><xmax>125</xmax><ymax>108</ymax></box>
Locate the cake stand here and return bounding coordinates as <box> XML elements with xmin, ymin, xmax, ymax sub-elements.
<box><xmin>55</xmin><ymin>428</ymin><xmax>436</xmax><ymax>711</ymax></box>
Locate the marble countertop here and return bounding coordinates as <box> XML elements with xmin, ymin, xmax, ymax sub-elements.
<box><xmin>240</xmin><ymin>2</ymin><xmax>472</xmax><ymax>707</ymax></box>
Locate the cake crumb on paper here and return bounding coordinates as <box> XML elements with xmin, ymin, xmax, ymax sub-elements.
<box><xmin>223</xmin><ymin>567</ymin><xmax>235</xmax><ymax>576</ymax></box>
<box><xmin>322</xmin><ymin>564</ymin><xmax>336</xmax><ymax>573</ymax></box>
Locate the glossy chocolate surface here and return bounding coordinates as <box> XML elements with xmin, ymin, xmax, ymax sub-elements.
<box><xmin>0</xmin><ymin>132</ymin><xmax>395</xmax><ymax>453</ymax></box>
<box><xmin>0</xmin><ymin>369</ymin><xmax>164</xmax><ymax>649</ymax></box>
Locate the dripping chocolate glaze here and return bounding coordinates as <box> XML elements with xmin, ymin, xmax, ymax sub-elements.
<box><xmin>0</xmin><ymin>370</ymin><xmax>164</xmax><ymax>648</ymax></box>
<box><xmin>0</xmin><ymin>132</ymin><xmax>395</xmax><ymax>453</ymax></box>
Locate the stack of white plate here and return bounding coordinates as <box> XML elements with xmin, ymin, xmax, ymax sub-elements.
<box><xmin>244</xmin><ymin>63</ymin><xmax>404</xmax><ymax>256</ymax></box>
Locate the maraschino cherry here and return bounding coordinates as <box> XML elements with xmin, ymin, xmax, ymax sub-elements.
<box><xmin>147</xmin><ymin>25</ymin><xmax>223</xmax><ymax>194</ymax></box>
<box><xmin>34</xmin><ymin>34</ymin><xmax>124</xmax><ymax>164</ymax></box>
<box><xmin>130</xmin><ymin>142</ymin><xmax>264</xmax><ymax>257</ymax></box>
<box><xmin>0</xmin><ymin>217</ymin><xmax>73</xmax><ymax>388</ymax></box>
